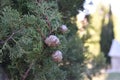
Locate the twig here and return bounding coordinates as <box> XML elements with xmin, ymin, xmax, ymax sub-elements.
<box><xmin>4</xmin><ymin>32</ymin><xmax>15</xmax><ymax>43</ymax></box>
<box><xmin>4</xmin><ymin>28</ymin><xmax>23</xmax><ymax>44</ymax></box>
<box><xmin>37</xmin><ymin>28</ymin><xmax>46</xmax><ymax>40</ymax></box>
<box><xmin>22</xmin><ymin>61</ymin><xmax>34</xmax><ymax>80</ymax></box>
<box><xmin>36</xmin><ymin>0</ymin><xmax>42</xmax><ymax>3</ymax></box>
<box><xmin>45</xmin><ymin>15</ymin><xmax>51</xmax><ymax>28</ymax></box>
<box><xmin>42</xmin><ymin>14</ymin><xmax>52</xmax><ymax>33</ymax></box>
<box><xmin>0</xmin><ymin>40</ymin><xmax>4</xmax><ymax>44</ymax></box>
<box><xmin>1</xmin><ymin>28</ymin><xmax>24</xmax><ymax>49</ymax></box>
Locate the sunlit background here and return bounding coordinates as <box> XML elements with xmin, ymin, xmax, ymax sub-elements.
<box><xmin>76</xmin><ymin>0</ymin><xmax>120</xmax><ymax>80</ymax></box>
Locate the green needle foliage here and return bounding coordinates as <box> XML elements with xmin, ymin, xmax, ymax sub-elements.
<box><xmin>58</xmin><ymin>0</ymin><xmax>85</xmax><ymax>80</ymax></box>
<box><xmin>0</xmin><ymin>0</ymin><xmax>67</xmax><ymax>80</ymax></box>
<box><xmin>0</xmin><ymin>0</ymin><xmax>86</xmax><ymax>80</ymax></box>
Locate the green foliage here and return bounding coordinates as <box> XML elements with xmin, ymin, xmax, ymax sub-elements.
<box><xmin>0</xmin><ymin>0</ymin><xmax>86</xmax><ymax>80</ymax></box>
<box><xmin>62</xmin><ymin>35</ymin><xmax>85</xmax><ymax>80</ymax></box>
<box><xmin>58</xmin><ymin>0</ymin><xmax>85</xmax><ymax>80</ymax></box>
<box><xmin>0</xmin><ymin>0</ymin><xmax>67</xmax><ymax>80</ymax></box>
<box><xmin>58</xmin><ymin>0</ymin><xmax>84</xmax><ymax>17</ymax></box>
<box><xmin>87</xmin><ymin>52</ymin><xmax>106</xmax><ymax>75</ymax></box>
